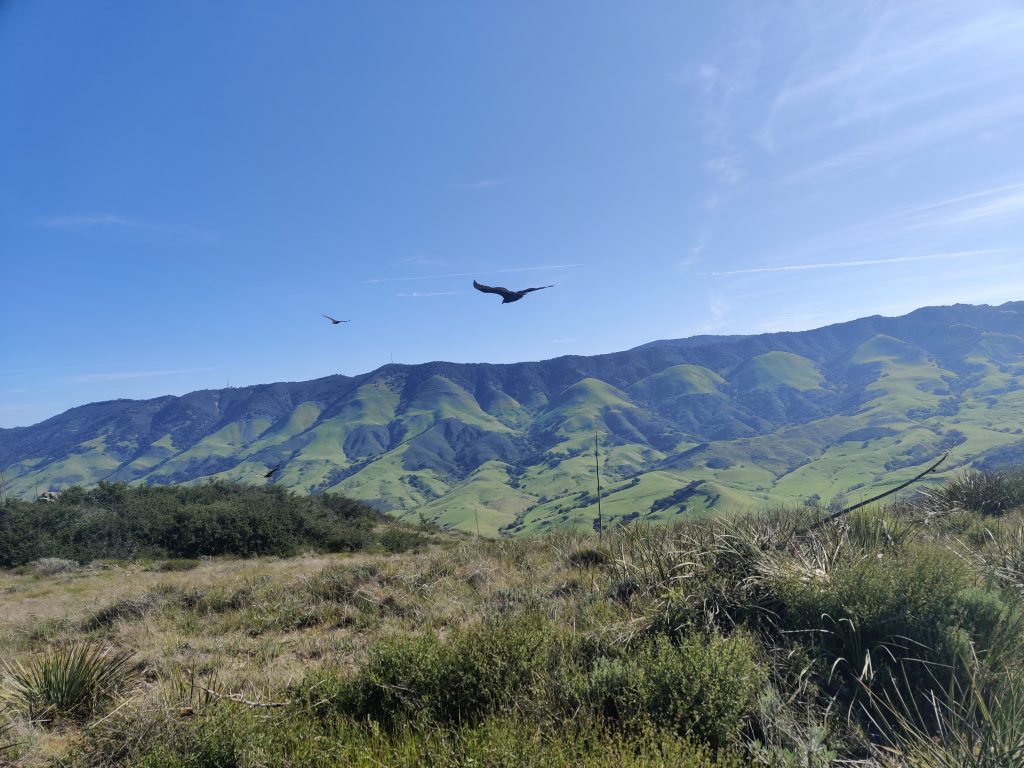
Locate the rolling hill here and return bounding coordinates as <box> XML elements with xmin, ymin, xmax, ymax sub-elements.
<box><xmin>2</xmin><ymin>301</ymin><xmax>1023</xmax><ymax>535</ymax></box>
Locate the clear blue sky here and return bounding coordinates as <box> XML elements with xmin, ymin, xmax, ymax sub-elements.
<box><xmin>2</xmin><ymin>1</ymin><xmax>1023</xmax><ymax>428</ymax></box>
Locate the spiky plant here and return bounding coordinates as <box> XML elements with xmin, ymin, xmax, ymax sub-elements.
<box><xmin>865</xmin><ymin>658</ymin><xmax>1024</xmax><ymax>768</ymax></box>
<box><xmin>0</xmin><ymin>643</ymin><xmax>137</xmax><ymax>722</ymax></box>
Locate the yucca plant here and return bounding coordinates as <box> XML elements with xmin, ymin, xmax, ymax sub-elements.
<box><xmin>0</xmin><ymin>643</ymin><xmax>137</xmax><ymax>722</ymax></box>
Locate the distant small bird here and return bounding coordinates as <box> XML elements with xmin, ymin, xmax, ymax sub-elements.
<box><xmin>264</xmin><ymin>464</ymin><xmax>282</xmax><ymax>479</ymax></box>
<box><xmin>472</xmin><ymin>280</ymin><xmax>554</xmax><ymax>304</ymax></box>
<box><xmin>322</xmin><ymin>314</ymin><xmax>350</xmax><ymax>325</ymax></box>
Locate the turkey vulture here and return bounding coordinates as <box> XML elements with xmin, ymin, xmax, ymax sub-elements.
<box><xmin>264</xmin><ymin>464</ymin><xmax>282</xmax><ymax>479</ymax></box>
<box><xmin>323</xmin><ymin>314</ymin><xmax>349</xmax><ymax>325</ymax></box>
<box><xmin>472</xmin><ymin>280</ymin><xmax>553</xmax><ymax>304</ymax></box>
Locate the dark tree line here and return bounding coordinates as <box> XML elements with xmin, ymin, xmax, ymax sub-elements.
<box><xmin>0</xmin><ymin>481</ymin><xmax>383</xmax><ymax>567</ymax></box>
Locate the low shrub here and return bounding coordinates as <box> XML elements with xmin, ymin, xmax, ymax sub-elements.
<box><xmin>581</xmin><ymin>632</ymin><xmax>764</xmax><ymax>748</ymax></box>
<box><xmin>379</xmin><ymin>527</ymin><xmax>425</xmax><ymax>554</ymax></box>
<box><xmin>310</xmin><ymin>614</ymin><xmax>551</xmax><ymax>726</ymax></box>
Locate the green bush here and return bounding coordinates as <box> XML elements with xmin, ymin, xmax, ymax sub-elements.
<box><xmin>581</xmin><ymin>633</ymin><xmax>763</xmax><ymax>748</ymax></box>
<box><xmin>379</xmin><ymin>527</ymin><xmax>425</xmax><ymax>554</ymax></box>
<box><xmin>312</xmin><ymin>615</ymin><xmax>550</xmax><ymax>726</ymax></box>
<box><xmin>774</xmin><ymin>543</ymin><xmax>978</xmax><ymax>708</ymax></box>
<box><xmin>128</xmin><ymin>708</ymin><xmax>740</xmax><ymax>768</ymax></box>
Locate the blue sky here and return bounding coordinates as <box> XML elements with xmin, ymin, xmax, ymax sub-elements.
<box><xmin>2</xmin><ymin>1</ymin><xmax>1023</xmax><ymax>428</ymax></box>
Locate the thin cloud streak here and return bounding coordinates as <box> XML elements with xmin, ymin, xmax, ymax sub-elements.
<box><xmin>396</xmin><ymin>291</ymin><xmax>465</xmax><ymax>297</ymax></box>
<box><xmin>785</xmin><ymin>97</ymin><xmax>1024</xmax><ymax>185</ymax></box>
<box><xmin>35</xmin><ymin>213</ymin><xmax>132</xmax><ymax>229</ymax></box>
<box><xmin>708</xmin><ymin>249</ymin><xmax>1017</xmax><ymax>277</ymax></box>
<box><xmin>69</xmin><ymin>368</ymin><xmax>211</xmax><ymax>384</ymax></box>
<box><xmin>363</xmin><ymin>264</ymin><xmax>583</xmax><ymax>284</ymax></box>
<box><xmin>33</xmin><ymin>213</ymin><xmax>219</xmax><ymax>242</ymax></box>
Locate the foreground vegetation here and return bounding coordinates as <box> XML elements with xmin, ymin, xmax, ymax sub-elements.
<box><xmin>2</xmin><ymin>470</ymin><xmax>1023</xmax><ymax>766</ymax></box>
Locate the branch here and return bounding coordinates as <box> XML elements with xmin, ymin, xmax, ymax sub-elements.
<box><xmin>196</xmin><ymin>685</ymin><xmax>291</xmax><ymax>709</ymax></box>
<box><xmin>803</xmin><ymin>449</ymin><xmax>951</xmax><ymax>533</ymax></box>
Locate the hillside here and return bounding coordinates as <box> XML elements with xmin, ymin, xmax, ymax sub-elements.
<box><xmin>2</xmin><ymin>301</ymin><xmax>1023</xmax><ymax>534</ymax></box>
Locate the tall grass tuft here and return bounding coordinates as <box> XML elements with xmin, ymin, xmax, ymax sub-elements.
<box><xmin>865</xmin><ymin>653</ymin><xmax>1024</xmax><ymax>768</ymax></box>
<box><xmin>0</xmin><ymin>643</ymin><xmax>137</xmax><ymax>722</ymax></box>
<box><xmin>929</xmin><ymin>469</ymin><xmax>1024</xmax><ymax>517</ymax></box>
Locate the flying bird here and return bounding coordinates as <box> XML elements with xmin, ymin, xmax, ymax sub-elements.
<box><xmin>264</xmin><ymin>464</ymin><xmax>282</xmax><ymax>479</ymax></box>
<box><xmin>323</xmin><ymin>314</ymin><xmax>350</xmax><ymax>325</ymax></box>
<box><xmin>472</xmin><ymin>280</ymin><xmax>554</xmax><ymax>304</ymax></box>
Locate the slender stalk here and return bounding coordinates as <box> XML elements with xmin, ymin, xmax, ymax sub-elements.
<box><xmin>595</xmin><ymin>429</ymin><xmax>603</xmax><ymax>542</ymax></box>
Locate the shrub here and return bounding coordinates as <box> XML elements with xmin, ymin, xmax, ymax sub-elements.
<box><xmin>312</xmin><ymin>615</ymin><xmax>551</xmax><ymax>726</ymax></box>
<box><xmin>379</xmin><ymin>527</ymin><xmax>424</xmax><ymax>554</ymax></box>
<box><xmin>581</xmin><ymin>633</ymin><xmax>763</xmax><ymax>748</ymax></box>
<box><xmin>774</xmin><ymin>543</ymin><xmax>977</xmax><ymax>711</ymax></box>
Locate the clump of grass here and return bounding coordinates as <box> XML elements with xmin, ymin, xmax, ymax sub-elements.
<box><xmin>153</xmin><ymin>558</ymin><xmax>201</xmax><ymax>572</ymax></box>
<box><xmin>82</xmin><ymin>585</ymin><xmax>180</xmax><ymax>631</ymax></box>
<box><xmin>930</xmin><ymin>469</ymin><xmax>1024</xmax><ymax>517</ymax></box>
<box><xmin>32</xmin><ymin>557</ymin><xmax>78</xmax><ymax>576</ymax></box>
<box><xmin>865</xmin><ymin>651</ymin><xmax>1024</xmax><ymax>768</ymax></box>
<box><xmin>567</xmin><ymin>546</ymin><xmax>611</xmax><ymax>569</ymax></box>
<box><xmin>0</xmin><ymin>643</ymin><xmax>138</xmax><ymax>722</ymax></box>
<box><xmin>0</xmin><ymin>719</ymin><xmax>18</xmax><ymax>758</ymax></box>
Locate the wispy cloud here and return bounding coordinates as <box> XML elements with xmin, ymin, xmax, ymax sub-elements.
<box><xmin>707</xmin><ymin>249</ymin><xmax>1016</xmax><ymax>277</ymax></box>
<box><xmin>35</xmin><ymin>213</ymin><xmax>132</xmax><ymax>229</ymax></box>
<box><xmin>363</xmin><ymin>263</ymin><xmax>583</xmax><ymax>284</ymax></box>
<box><xmin>396</xmin><ymin>291</ymin><xmax>465</xmax><ymax>298</ymax></box>
<box><xmin>69</xmin><ymin>368</ymin><xmax>210</xmax><ymax>384</ymax></box>
<box><xmin>692</xmin><ymin>295</ymin><xmax>731</xmax><ymax>334</ymax></box>
<box><xmin>760</xmin><ymin>5</ymin><xmax>1024</xmax><ymax>151</ymax></box>
<box><xmin>33</xmin><ymin>213</ymin><xmax>219</xmax><ymax>242</ymax></box>
<box><xmin>785</xmin><ymin>97</ymin><xmax>1024</xmax><ymax>185</ymax></box>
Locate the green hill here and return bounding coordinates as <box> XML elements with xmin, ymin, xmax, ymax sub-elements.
<box><xmin>3</xmin><ymin>301</ymin><xmax>1024</xmax><ymax>534</ymax></box>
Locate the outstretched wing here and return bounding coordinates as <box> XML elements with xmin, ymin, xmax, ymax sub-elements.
<box><xmin>323</xmin><ymin>314</ymin><xmax>350</xmax><ymax>323</ymax></box>
<box><xmin>472</xmin><ymin>280</ymin><xmax>510</xmax><ymax>297</ymax></box>
<box><xmin>521</xmin><ymin>285</ymin><xmax>554</xmax><ymax>294</ymax></box>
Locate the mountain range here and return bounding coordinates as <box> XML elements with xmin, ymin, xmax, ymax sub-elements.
<box><xmin>2</xmin><ymin>302</ymin><xmax>1023</xmax><ymax>535</ymax></box>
